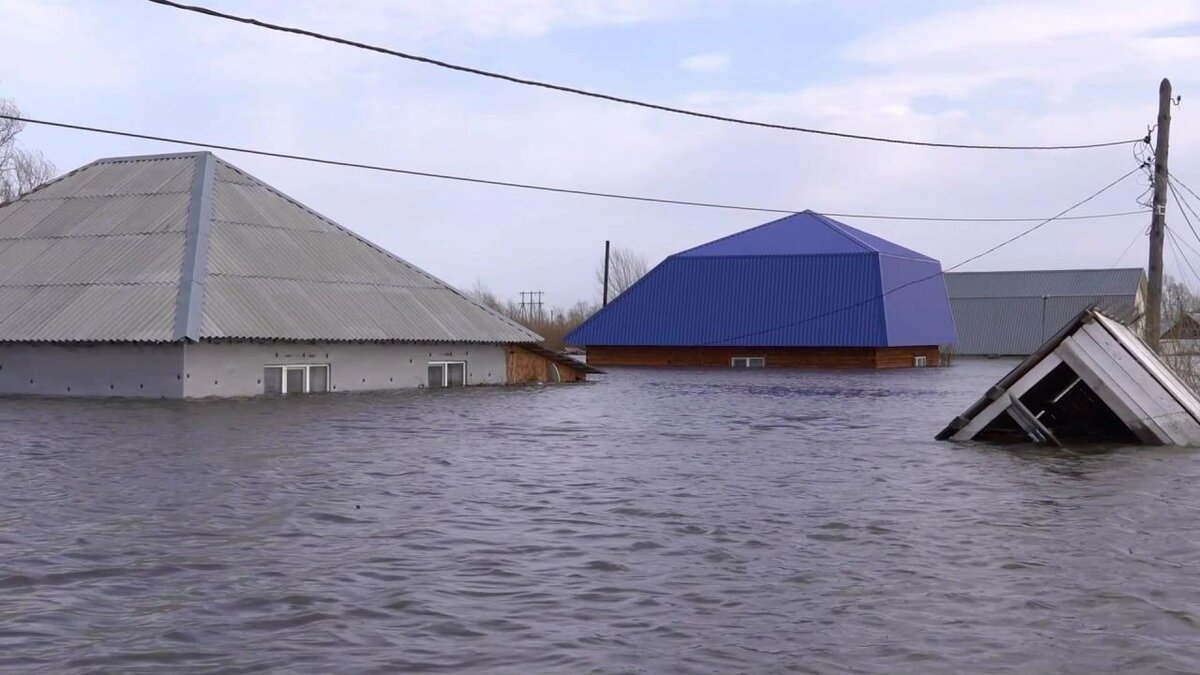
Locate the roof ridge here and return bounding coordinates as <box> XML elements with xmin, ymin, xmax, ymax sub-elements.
<box><xmin>94</xmin><ymin>151</ymin><xmax>211</xmax><ymax>164</ymax></box>
<box><xmin>676</xmin><ymin>252</ymin><xmax>878</xmax><ymax>259</ymax></box>
<box><xmin>0</xmin><ymin>157</ymin><xmax>103</xmax><ymax>209</ymax></box>
<box><xmin>671</xmin><ymin>210</ymin><xmax>804</xmax><ymax>257</ymax></box>
<box><xmin>808</xmin><ymin>211</ymin><xmax>878</xmax><ymax>254</ymax></box>
<box><xmin>172</xmin><ymin>153</ymin><xmax>215</xmax><ymax>342</ymax></box>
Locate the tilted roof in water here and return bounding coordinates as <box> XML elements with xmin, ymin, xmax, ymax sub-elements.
<box><xmin>939</xmin><ymin>308</ymin><xmax>1200</xmax><ymax>447</ymax></box>
<box><xmin>0</xmin><ymin>152</ymin><xmax>539</xmax><ymax>344</ymax></box>
<box><xmin>566</xmin><ymin>211</ymin><xmax>956</xmax><ymax>348</ymax></box>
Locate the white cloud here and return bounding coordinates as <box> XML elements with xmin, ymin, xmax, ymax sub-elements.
<box><xmin>287</xmin><ymin>0</ymin><xmax>714</xmax><ymax>40</ymax></box>
<box><xmin>0</xmin><ymin>0</ymin><xmax>138</xmax><ymax>90</ymax></box>
<box><xmin>680</xmin><ymin>52</ymin><xmax>731</xmax><ymax>73</ymax></box>
<box><xmin>845</xmin><ymin>0</ymin><xmax>1197</xmax><ymax>65</ymax></box>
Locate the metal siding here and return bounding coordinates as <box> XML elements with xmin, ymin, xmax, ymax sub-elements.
<box><xmin>200</xmin><ymin>277</ymin><xmax>536</xmax><ymax>342</ymax></box>
<box><xmin>879</xmin><ymin>256</ymin><xmax>958</xmax><ymax>346</ymax></box>
<box><xmin>1043</xmin><ymin>294</ymin><xmax>1138</xmax><ymax>340</ymax></box>
<box><xmin>948</xmin><ymin>297</ymin><xmax>1047</xmax><ymax>355</ymax></box>
<box><xmin>33</xmin><ymin>285</ymin><xmax>177</xmax><ymax>342</ymax></box>
<box><xmin>17</xmin><ymin>197</ymin><xmax>110</xmax><ymax>238</ymax></box>
<box><xmin>94</xmin><ymin>235</ymin><xmax>186</xmax><ymax>285</ymax></box>
<box><xmin>95</xmin><ymin>193</ymin><xmax>191</xmax><ymax>235</ymax></box>
<box><xmin>205</xmin><ymin>222</ymin><xmax>435</xmax><ymax>287</ymax></box>
<box><xmin>0</xmin><ymin>240</ymin><xmax>59</xmax><ymax>283</ymax></box>
<box><xmin>0</xmin><ymin>200</ymin><xmax>73</xmax><ymax>238</ymax></box>
<box><xmin>567</xmin><ymin>254</ymin><xmax>890</xmax><ymax>347</ymax></box>
<box><xmin>197</xmin><ymin>158</ymin><xmax>537</xmax><ymax>343</ymax></box>
<box><xmin>945</xmin><ymin>268</ymin><xmax>1145</xmax><ymax>299</ymax></box>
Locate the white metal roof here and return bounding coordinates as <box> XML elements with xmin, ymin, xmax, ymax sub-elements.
<box><xmin>0</xmin><ymin>152</ymin><xmax>539</xmax><ymax>344</ymax></box>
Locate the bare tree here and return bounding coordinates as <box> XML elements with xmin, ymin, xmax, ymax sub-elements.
<box><xmin>0</xmin><ymin>99</ymin><xmax>57</xmax><ymax>202</ymax></box>
<box><xmin>595</xmin><ymin>246</ymin><xmax>648</xmax><ymax>301</ymax></box>
<box><xmin>1162</xmin><ymin>274</ymin><xmax>1199</xmax><ymax>331</ymax></box>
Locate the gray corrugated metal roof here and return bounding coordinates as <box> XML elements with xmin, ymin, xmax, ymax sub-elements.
<box><xmin>0</xmin><ymin>152</ymin><xmax>539</xmax><ymax>344</ymax></box>
<box><xmin>950</xmin><ymin>294</ymin><xmax>1140</xmax><ymax>356</ymax></box>
<box><xmin>945</xmin><ymin>269</ymin><xmax>1145</xmax><ymax>356</ymax></box>
<box><xmin>945</xmin><ymin>268</ymin><xmax>1146</xmax><ymax>299</ymax></box>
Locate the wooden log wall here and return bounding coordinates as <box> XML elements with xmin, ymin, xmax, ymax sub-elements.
<box><xmin>585</xmin><ymin>345</ymin><xmax>943</xmax><ymax>369</ymax></box>
<box><xmin>506</xmin><ymin>347</ymin><xmax>588</xmax><ymax>383</ymax></box>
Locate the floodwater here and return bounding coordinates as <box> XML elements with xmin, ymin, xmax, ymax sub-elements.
<box><xmin>3</xmin><ymin>360</ymin><xmax>1200</xmax><ymax>674</ymax></box>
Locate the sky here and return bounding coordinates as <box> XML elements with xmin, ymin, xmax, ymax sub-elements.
<box><xmin>2</xmin><ymin>0</ymin><xmax>1200</xmax><ymax>307</ymax></box>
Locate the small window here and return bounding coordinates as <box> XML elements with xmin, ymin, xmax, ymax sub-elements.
<box><xmin>428</xmin><ymin>361</ymin><xmax>467</xmax><ymax>388</ymax></box>
<box><xmin>286</xmin><ymin>367</ymin><xmax>305</xmax><ymax>393</ymax></box>
<box><xmin>264</xmin><ymin>366</ymin><xmax>282</xmax><ymax>394</ymax></box>
<box><xmin>264</xmin><ymin>364</ymin><xmax>330</xmax><ymax>394</ymax></box>
<box><xmin>731</xmin><ymin>357</ymin><xmax>766</xmax><ymax>369</ymax></box>
<box><xmin>309</xmin><ymin>365</ymin><xmax>329</xmax><ymax>393</ymax></box>
<box><xmin>914</xmin><ymin>356</ymin><xmax>928</xmax><ymax>368</ymax></box>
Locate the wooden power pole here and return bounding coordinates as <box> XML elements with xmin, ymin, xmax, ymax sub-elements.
<box><xmin>602</xmin><ymin>240</ymin><xmax>611</xmax><ymax>307</ymax></box>
<box><xmin>1146</xmin><ymin>77</ymin><xmax>1173</xmax><ymax>352</ymax></box>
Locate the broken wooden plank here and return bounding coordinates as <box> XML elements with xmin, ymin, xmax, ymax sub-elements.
<box><xmin>1003</xmin><ymin>394</ymin><xmax>1059</xmax><ymax>445</ymax></box>
<box><xmin>949</xmin><ymin>353</ymin><xmax>1064</xmax><ymax>441</ymax></box>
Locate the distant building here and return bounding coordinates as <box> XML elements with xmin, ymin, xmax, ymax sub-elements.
<box><xmin>565</xmin><ymin>211</ymin><xmax>956</xmax><ymax>368</ymax></box>
<box><xmin>945</xmin><ymin>268</ymin><xmax>1147</xmax><ymax>357</ymax></box>
<box><xmin>0</xmin><ymin>151</ymin><xmax>587</xmax><ymax>397</ymax></box>
<box><xmin>1161</xmin><ymin>313</ymin><xmax>1200</xmax><ymax>356</ymax></box>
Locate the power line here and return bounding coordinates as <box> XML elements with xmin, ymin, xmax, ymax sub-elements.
<box><xmin>1110</xmin><ymin>222</ymin><xmax>1148</xmax><ymax>268</ymax></box>
<box><xmin>698</xmin><ymin>166</ymin><xmax>1142</xmax><ymax>345</ymax></box>
<box><xmin>1169</xmin><ymin>223</ymin><xmax>1200</xmax><ymax>259</ymax></box>
<box><xmin>1167</xmin><ymin>177</ymin><xmax>1200</xmax><ymax>249</ymax></box>
<box><xmin>1166</xmin><ymin>227</ymin><xmax>1200</xmax><ymax>290</ymax></box>
<box><xmin>0</xmin><ymin>114</ymin><xmax>1148</xmax><ymax>223</ymax></box>
<box><xmin>1170</xmin><ymin>172</ymin><xmax>1200</xmax><ymax>206</ymax></box>
<box><xmin>1168</xmin><ymin>174</ymin><xmax>1200</xmax><ymax>241</ymax></box>
<box><xmin>144</xmin><ymin>0</ymin><xmax>1142</xmax><ymax>152</ymax></box>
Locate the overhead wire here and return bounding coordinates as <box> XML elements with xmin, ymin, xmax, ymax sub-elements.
<box><xmin>1168</xmin><ymin>173</ymin><xmax>1200</xmax><ymax>243</ymax></box>
<box><xmin>697</xmin><ymin>165</ymin><xmax>1143</xmax><ymax>345</ymax></box>
<box><xmin>1171</xmin><ymin>172</ymin><xmax>1200</xmax><ymax>207</ymax></box>
<box><xmin>1166</xmin><ymin>227</ymin><xmax>1200</xmax><ymax>290</ymax></box>
<box><xmin>0</xmin><ymin>113</ymin><xmax>1150</xmax><ymax>223</ymax></box>
<box><xmin>1110</xmin><ymin>222</ymin><xmax>1148</xmax><ymax>268</ymax></box>
<box><xmin>143</xmin><ymin>0</ymin><xmax>1143</xmax><ymax>152</ymax></box>
<box><xmin>1167</xmin><ymin>177</ymin><xmax>1200</xmax><ymax>249</ymax></box>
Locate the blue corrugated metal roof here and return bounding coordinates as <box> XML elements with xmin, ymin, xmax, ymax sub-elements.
<box><xmin>567</xmin><ymin>213</ymin><xmax>956</xmax><ymax>348</ymax></box>
<box><xmin>676</xmin><ymin>211</ymin><xmax>936</xmax><ymax>262</ymax></box>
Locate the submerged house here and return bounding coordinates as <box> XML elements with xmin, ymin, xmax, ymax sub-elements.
<box><xmin>938</xmin><ymin>308</ymin><xmax>1200</xmax><ymax>446</ymax></box>
<box><xmin>565</xmin><ymin>211</ymin><xmax>956</xmax><ymax>368</ymax></box>
<box><xmin>944</xmin><ymin>268</ymin><xmax>1146</xmax><ymax>357</ymax></box>
<box><xmin>0</xmin><ymin>151</ymin><xmax>588</xmax><ymax>397</ymax></box>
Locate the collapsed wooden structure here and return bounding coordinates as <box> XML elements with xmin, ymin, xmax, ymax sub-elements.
<box><xmin>938</xmin><ymin>309</ymin><xmax>1200</xmax><ymax>446</ymax></box>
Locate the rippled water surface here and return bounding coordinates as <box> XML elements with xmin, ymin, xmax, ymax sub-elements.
<box><xmin>3</xmin><ymin>360</ymin><xmax>1200</xmax><ymax>674</ymax></box>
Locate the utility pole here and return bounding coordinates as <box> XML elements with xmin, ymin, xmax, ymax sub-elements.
<box><xmin>602</xmin><ymin>240</ymin><xmax>611</xmax><ymax>307</ymax></box>
<box><xmin>1146</xmin><ymin>77</ymin><xmax>1173</xmax><ymax>352</ymax></box>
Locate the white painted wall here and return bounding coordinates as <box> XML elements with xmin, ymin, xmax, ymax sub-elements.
<box><xmin>0</xmin><ymin>341</ymin><xmax>510</xmax><ymax>398</ymax></box>
<box><xmin>0</xmin><ymin>343</ymin><xmax>184</xmax><ymax>398</ymax></box>
<box><xmin>182</xmin><ymin>341</ymin><xmax>509</xmax><ymax>398</ymax></box>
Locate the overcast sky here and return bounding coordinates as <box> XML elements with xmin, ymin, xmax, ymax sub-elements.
<box><xmin>2</xmin><ymin>0</ymin><xmax>1199</xmax><ymax>305</ymax></box>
